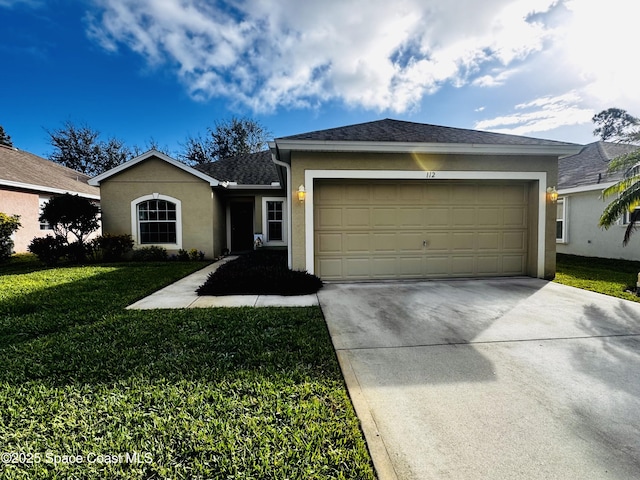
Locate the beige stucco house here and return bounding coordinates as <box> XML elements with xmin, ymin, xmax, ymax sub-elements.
<box><xmin>0</xmin><ymin>145</ymin><xmax>100</xmax><ymax>252</ymax></box>
<box><xmin>557</xmin><ymin>141</ymin><xmax>640</xmax><ymax>261</ymax></box>
<box><xmin>91</xmin><ymin>119</ymin><xmax>581</xmax><ymax>280</ymax></box>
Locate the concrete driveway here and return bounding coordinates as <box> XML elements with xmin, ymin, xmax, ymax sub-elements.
<box><xmin>318</xmin><ymin>277</ymin><xmax>640</xmax><ymax>480</ymax></box>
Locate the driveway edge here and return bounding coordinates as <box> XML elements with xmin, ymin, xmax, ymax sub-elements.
<box><xmin>335</xmin><ymin>350</ymin><xmax>398</xmax><ymax>480</ymax></box>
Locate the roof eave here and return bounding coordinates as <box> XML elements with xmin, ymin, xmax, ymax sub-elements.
<box><xmin>272</xmin><ymin>140</ymin><xmax>582</xmax><ymax>157</ymax></box>
<box><xmin>0</xmin><ymin>179</ymin><xmax>100</xmax><ymax>200</ymax></box>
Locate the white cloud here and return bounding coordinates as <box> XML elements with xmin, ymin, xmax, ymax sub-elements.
<box><xmin>476</xmin><ymin>0</ymin><xmax>640</xmax><ymax>137</ymax></box>
<box><xmin>474</xmin><ymin>91</ymin><xmax>594</xmax><ymax>135</ymax></box>
<box><xmin>86</xmin><ymin>0</ymin><xmax>559</xmax><ymax>112</ymax></box>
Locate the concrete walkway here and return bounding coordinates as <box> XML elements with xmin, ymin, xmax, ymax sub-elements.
<box><xmin>127</xmin><ymin>256</ymin><xmax>319</xmax><ymax>309</ymax></box>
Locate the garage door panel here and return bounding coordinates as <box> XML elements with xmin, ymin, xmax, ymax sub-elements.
<box><xmin>345</xmin><ymin>184</ymin><xmax>369</xmax><ymax>201</ymax></box>
<box><xmin>345</xmin><ymin>233</ymin><xmax>370</xmax><ymax>253</ymax></box>
<box><xmin>317</xmin><ymin>208</ymin><xmax>343</xmax><ymax>228</ymax></box>
<box><xmin>425</xmin><ymin>208</ymin><xmax>450</xmax><ymax>226</ymax></box>
<box><xmin>503</xmin><ymin>185</ymin><xmax>527</xmax><ymax>203</ymax></box>
<box><xmin>426</xmin><ymin>232</ymin><xmax>450</xmax><ymax>251</ymax></box>
<box><xmin>371</xmin><ymin>208</ymin><xmax>397</xmax><ymax>227</ymax></box>
<box><xmin>316</xmin><ymin>232</ymin><xmax>342</xmax><ymax>253</ymax></box>
<box><xmin>314</xmin><ymin>180</ymin><xmax>530</xmax><ymax>280</ymax></box>
<box><xmin>425</xmin><ymin>256</ymin><xmax>450</xmax><ymax>276</ymax></box>
<box><xmin>477</xmin><ymin>208</ymin><xmax>500</xmax><ymax>226</ymax></box>
<box><xmin>504</xmin><ymin>207</ymin><xmax>527</xmax><ymax>226</ymax></box>
<box><xmin>344</xmin><ymin>258</ymin><xmax>371</xmax><ymax>278</ymax></box>
<box><xmin>477</xmin><ymin>256</ymin><xmax>500</xmax><ymax>274</ymax></box>
<box><xmin>452</xmin><ymin>208</ymin><xmax>475</xmax><ymax>227</ymax></box>
<box><xmin>478</xmin><ymin>232</ymin><xmax>500</xmax><ymax>250</ymax></box>
<box><xmin>372</xmin><ymin>233</ymin><xmax>397</xmax><ymax>252</ymax></box>
<box><xmin>398</xmin><ymin>208</ymin><xmax>423</xmax><ymax>227</ymax></box>
<box><xmin>451</xmin><ymin>256</ymin><xmax>475</xmax><ymax>275</ymax></box>
<box><xmin>317</xmin><ymin>258</ymin><xmax>342</xmax><ymax>279</ymax></box>
<box><xmin>372</xmin><ymin>257</ymin><xmax>397</xmax><ymax>277</ymax></box>
<box><xmin>503</xmin><ymin>255</ymin><xmax>526</xmax><ymax>274</ymax></box>
<box><xmin>503</xmin><ymin>231</ymin><xmax>526</xmax><ymax>250</ymax></box>
<box><xmin>345</xmin><ymin>208</ymin><xmax>370</xmax><ymax>227</ymax></box>
<box><xmin>451</xmin><ymin>232</ymin><xmax>475</xmax><ymax>251</ymax></box>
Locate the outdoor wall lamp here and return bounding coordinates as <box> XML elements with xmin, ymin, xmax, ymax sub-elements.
<box><xmin>547</xmin><ymin>186</ymin><xmax>558</xmax><ymax>203</ymax></box>
<box><xmin>297</xmin><ymin>184</ymin><xmax>306</xmax><ymax>202</ymax></box>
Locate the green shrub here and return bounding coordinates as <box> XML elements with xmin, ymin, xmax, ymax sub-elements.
<box><xmin>189</xmin><ymin>248</ymin><xmax>205</xmax><ymax>261</ymax></box>
<box><xmin>177</xmin><ymin>248</ymin><xmax>190</xmax><ymax>261</ymax></box>
<box><xmin>91</xmin><ymin>234</ymin><xmax>134</xmax><ymax>261</ymax></box>
<box><xmin>132</xmin><ymin>245</ymin><xmax>168</xmax><ymax>262</ymax></box>
<box><xmin>27</xmin><ymin>235</ymin><xmax>67</xmax><ymax>265</ymax></box>
<box><xmin>0</xmin><ymin>213</ymin><xmax>21</xmax><ymax>263</ymax></box>
<box><xmin>197</xmin><ymin>250</ymin><xmax>322</xmax><ymax>296</ymax></box>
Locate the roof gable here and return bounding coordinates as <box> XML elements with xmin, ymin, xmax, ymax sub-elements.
<box><xmin>558</xmin><ymin>141</ymin><xmax>640</xmax><ymax>190</ymax></box>
<box><xmin>88</xmin><ymin>150</ymin><xmax>219</xmax><ymax>186</ymax></box>
<box><xmin>0</xmin><ymin>145</ymin><xmax>99</xmax><ymax>198</ymax></box>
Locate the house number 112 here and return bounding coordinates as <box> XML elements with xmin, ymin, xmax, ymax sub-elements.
<box><xmin>425</xmin><ymin>171</ymin><xmax>436</xmax><ymax>178</ymax></box>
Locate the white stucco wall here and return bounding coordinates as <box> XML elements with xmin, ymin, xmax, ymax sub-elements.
<box><xmin>557</xmin><ymin>190</ymin><xmax>640</xmax><ymax>260</ymax></box>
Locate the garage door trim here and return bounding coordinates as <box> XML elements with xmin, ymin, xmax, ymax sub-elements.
<box><xmin>304</xmin><ymin>170</ymin><xmax>548</xmax><ymax>278</ymax></box>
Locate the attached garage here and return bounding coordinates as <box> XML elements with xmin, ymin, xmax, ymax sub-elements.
<box><xmin>269</xmin><ymin>119</ymin><xmax>583</xmax><ymax>281</ymax></box>
<box><xmin>314</xmin><ymin>179</ymin><xmax>532</xmax><ymax>280</ymax></box>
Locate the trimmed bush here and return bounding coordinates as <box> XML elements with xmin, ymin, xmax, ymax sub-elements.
<box><xmin>0</xmin><ymin>213</ymin><xmax>21</xmax><ymax>263</ymax></box>
<box><xmin>27</xmin><ymin>235</ymin><xmax>67</xmax><ymax>265</ymax></box>
<box><xmin>197</xmin><ymin>250</ymin><xmax>322</xmax><ymax>296</ymax></box>
<box><xmin>91</xmin><ymin>234</ymin><xmax>134</xmax><ymax>261</ymax></box>
<box><xmin>132</xmin><ymin>245</ymin><xmax>168</xmax><ymax>262</ymax></box>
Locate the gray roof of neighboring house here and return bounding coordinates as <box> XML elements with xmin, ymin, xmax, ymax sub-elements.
<box><xmin>195</xmin><ymin>150</ymin><xmax>279</xmax><ymax>186</ymax></box>
<box><xmin>0</xmin><ymin>144</ymin><xmax>99</xmax><ymax>197</ymax></box>
<box><xmin>558</xmin><ymin>141</ymin><xmax>640</xmax><ymax>189</ymax></box>
<box><xmin>279</xmin><ymin>118</ymin><xmax>579</xmax><ymax>147</ymax></box>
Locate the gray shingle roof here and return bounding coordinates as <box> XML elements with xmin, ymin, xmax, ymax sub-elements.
<box><xmin>279</xmin><ymin>118</ymin><xmax>578</xmax><ymax>147</ymax></box>
<box><xmin>558</xmin><ymin>141</ymin><xmax>640</xmax><ymax>189</ymax></box>
<box><xmin>0</xmin><ymin>144</ymin><xmax>99</xmax><ymax>197</ymax></box>
<box><xmin>195</xmin><ymin>150</ymin><xmax>278</xmax><ymax>185</ymax></box>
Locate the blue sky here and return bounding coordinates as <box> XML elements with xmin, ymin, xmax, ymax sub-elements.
<box><xmin>1</xmin><ymin>0</ymin><xmax>637</xmax><ymax>159</ymax></box>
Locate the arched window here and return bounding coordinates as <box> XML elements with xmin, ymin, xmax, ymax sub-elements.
<box><xmin>138</xmin><ymin>199</ymin><xmax>177</xmax><ymax>243</ymax></box>
<box><xmin>131</xmin><ymin>194</ymin><xmax>182</xmax><ymax>248</ymax></box>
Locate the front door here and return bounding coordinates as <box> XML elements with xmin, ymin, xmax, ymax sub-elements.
<box><xmin>230</xmin><ymin>201</ymin><xmax>254</xmax><ymax>252</ymax></box>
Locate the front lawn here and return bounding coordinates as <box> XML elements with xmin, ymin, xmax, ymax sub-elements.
<box><xmin>0</xmin><ymin>260</ymin><xmax>374</xmax><ymax>479</ymax></box>
<box><xmin>555</xmin><ymin>253</ymin><xmax>640</xmax><ymax>302</ymax></box>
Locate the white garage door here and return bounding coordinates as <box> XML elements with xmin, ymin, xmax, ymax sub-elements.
<box><xmin>314</xmin><ymin>180</ymin><xmax>530</xmax><ymax>280</ymax></box>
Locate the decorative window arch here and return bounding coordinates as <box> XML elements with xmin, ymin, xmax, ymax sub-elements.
<box><xmin>131</xmin><ymin>193</ymin><xmax>182</xmax><ymax>249</ymax></box>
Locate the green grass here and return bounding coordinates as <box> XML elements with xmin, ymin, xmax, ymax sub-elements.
<box><xmin>0</xmin><ymin>258</ymin><xmax>374</xmax><ymax>479</ymax></box>
<box><xmin>555</xmin><ymin>253</ymin><xmax>640</xmax><ymax>302</ymax></box>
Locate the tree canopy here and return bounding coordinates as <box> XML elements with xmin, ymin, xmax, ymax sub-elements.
<box><xmin>596</xmin><ymin>108</ymin><xmax>640</xmax><ymax>244</ymax></box>
<box><xmin>0</xmin><ymin>125</ymin><xmax>13</xmax><ymax>147</ymax></box>
<box><xmin>180</xmin><ymin>117</ymin><xmax>271</xmax><ymax>165</ymax></box>
<box><xmin>46</xmin><ymin>121</ymin><xmax>130</xmax><ymax>176</ymax></box>
<box><xmin>592</xmin><ymin>108</ymin><xmax>640</xmax><ymax>143</ymax></box>
<box><xmin>39</xmin><ymin>193</ymin><xmax>100</xmax><ymax>245</ymax></box>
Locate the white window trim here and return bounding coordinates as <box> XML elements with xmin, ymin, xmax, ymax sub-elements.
<box><xmin>131</xmin><ymin>193</ymin><xmax>182</xmax><ymax>250</ymax></box>
<box><xmin>556</xmin><ymin>197</ymin><xmax>568</xmax><ymax>244</ymax></box>
<box><xmin>39</xmin><ymin>196</ymin><xmax>52</xmax><ymax>231</ymax></box>
<box><xmin>261</xmin><ymin>196</ymin><xmax>287</xmax><ymax>246</ymax></box>
<box><xmin>304</xmin><ymin>170</ymin><xmax>548</xmax><ymax>279</ymax></box>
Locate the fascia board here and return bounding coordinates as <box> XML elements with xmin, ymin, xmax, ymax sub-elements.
<box><xmin>559</xmin><ymin>182</ymin><xmax>616</xmax><ymax>195</ymax></box>
<box><xmin>89</xmin><ymin>149</ymin><xmax>220</xmax><ymax>186</ymax></box>
<box><xmin>0</xmin><ymin>179</ymin><xmax>100</xmax><ymax>200</ymax></box>
<box><xmin>273</xmin><ymin>140</ymin><xmax>582</xmax><ymax>157</ymax></box>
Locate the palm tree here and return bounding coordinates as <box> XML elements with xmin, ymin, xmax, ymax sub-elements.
<box><xmin>599</xmin><ymin>150</ymin><xmax>640</xmax><ymax>245</ymax></box>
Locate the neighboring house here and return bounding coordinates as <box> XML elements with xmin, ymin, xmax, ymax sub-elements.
<box><xmin>90</xmin><ymin>119</ymin><xmax>581</xmax><ymax>280</ymax></box>
<box><xmin>557</xmin><ymin>141</ymin><xmax>640</xmax><ymax>261</ymax></box>
<box><xmin>0</xmin><ymin>144</ymin><xmax>100</xmax><ymax>252</ymax></box>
